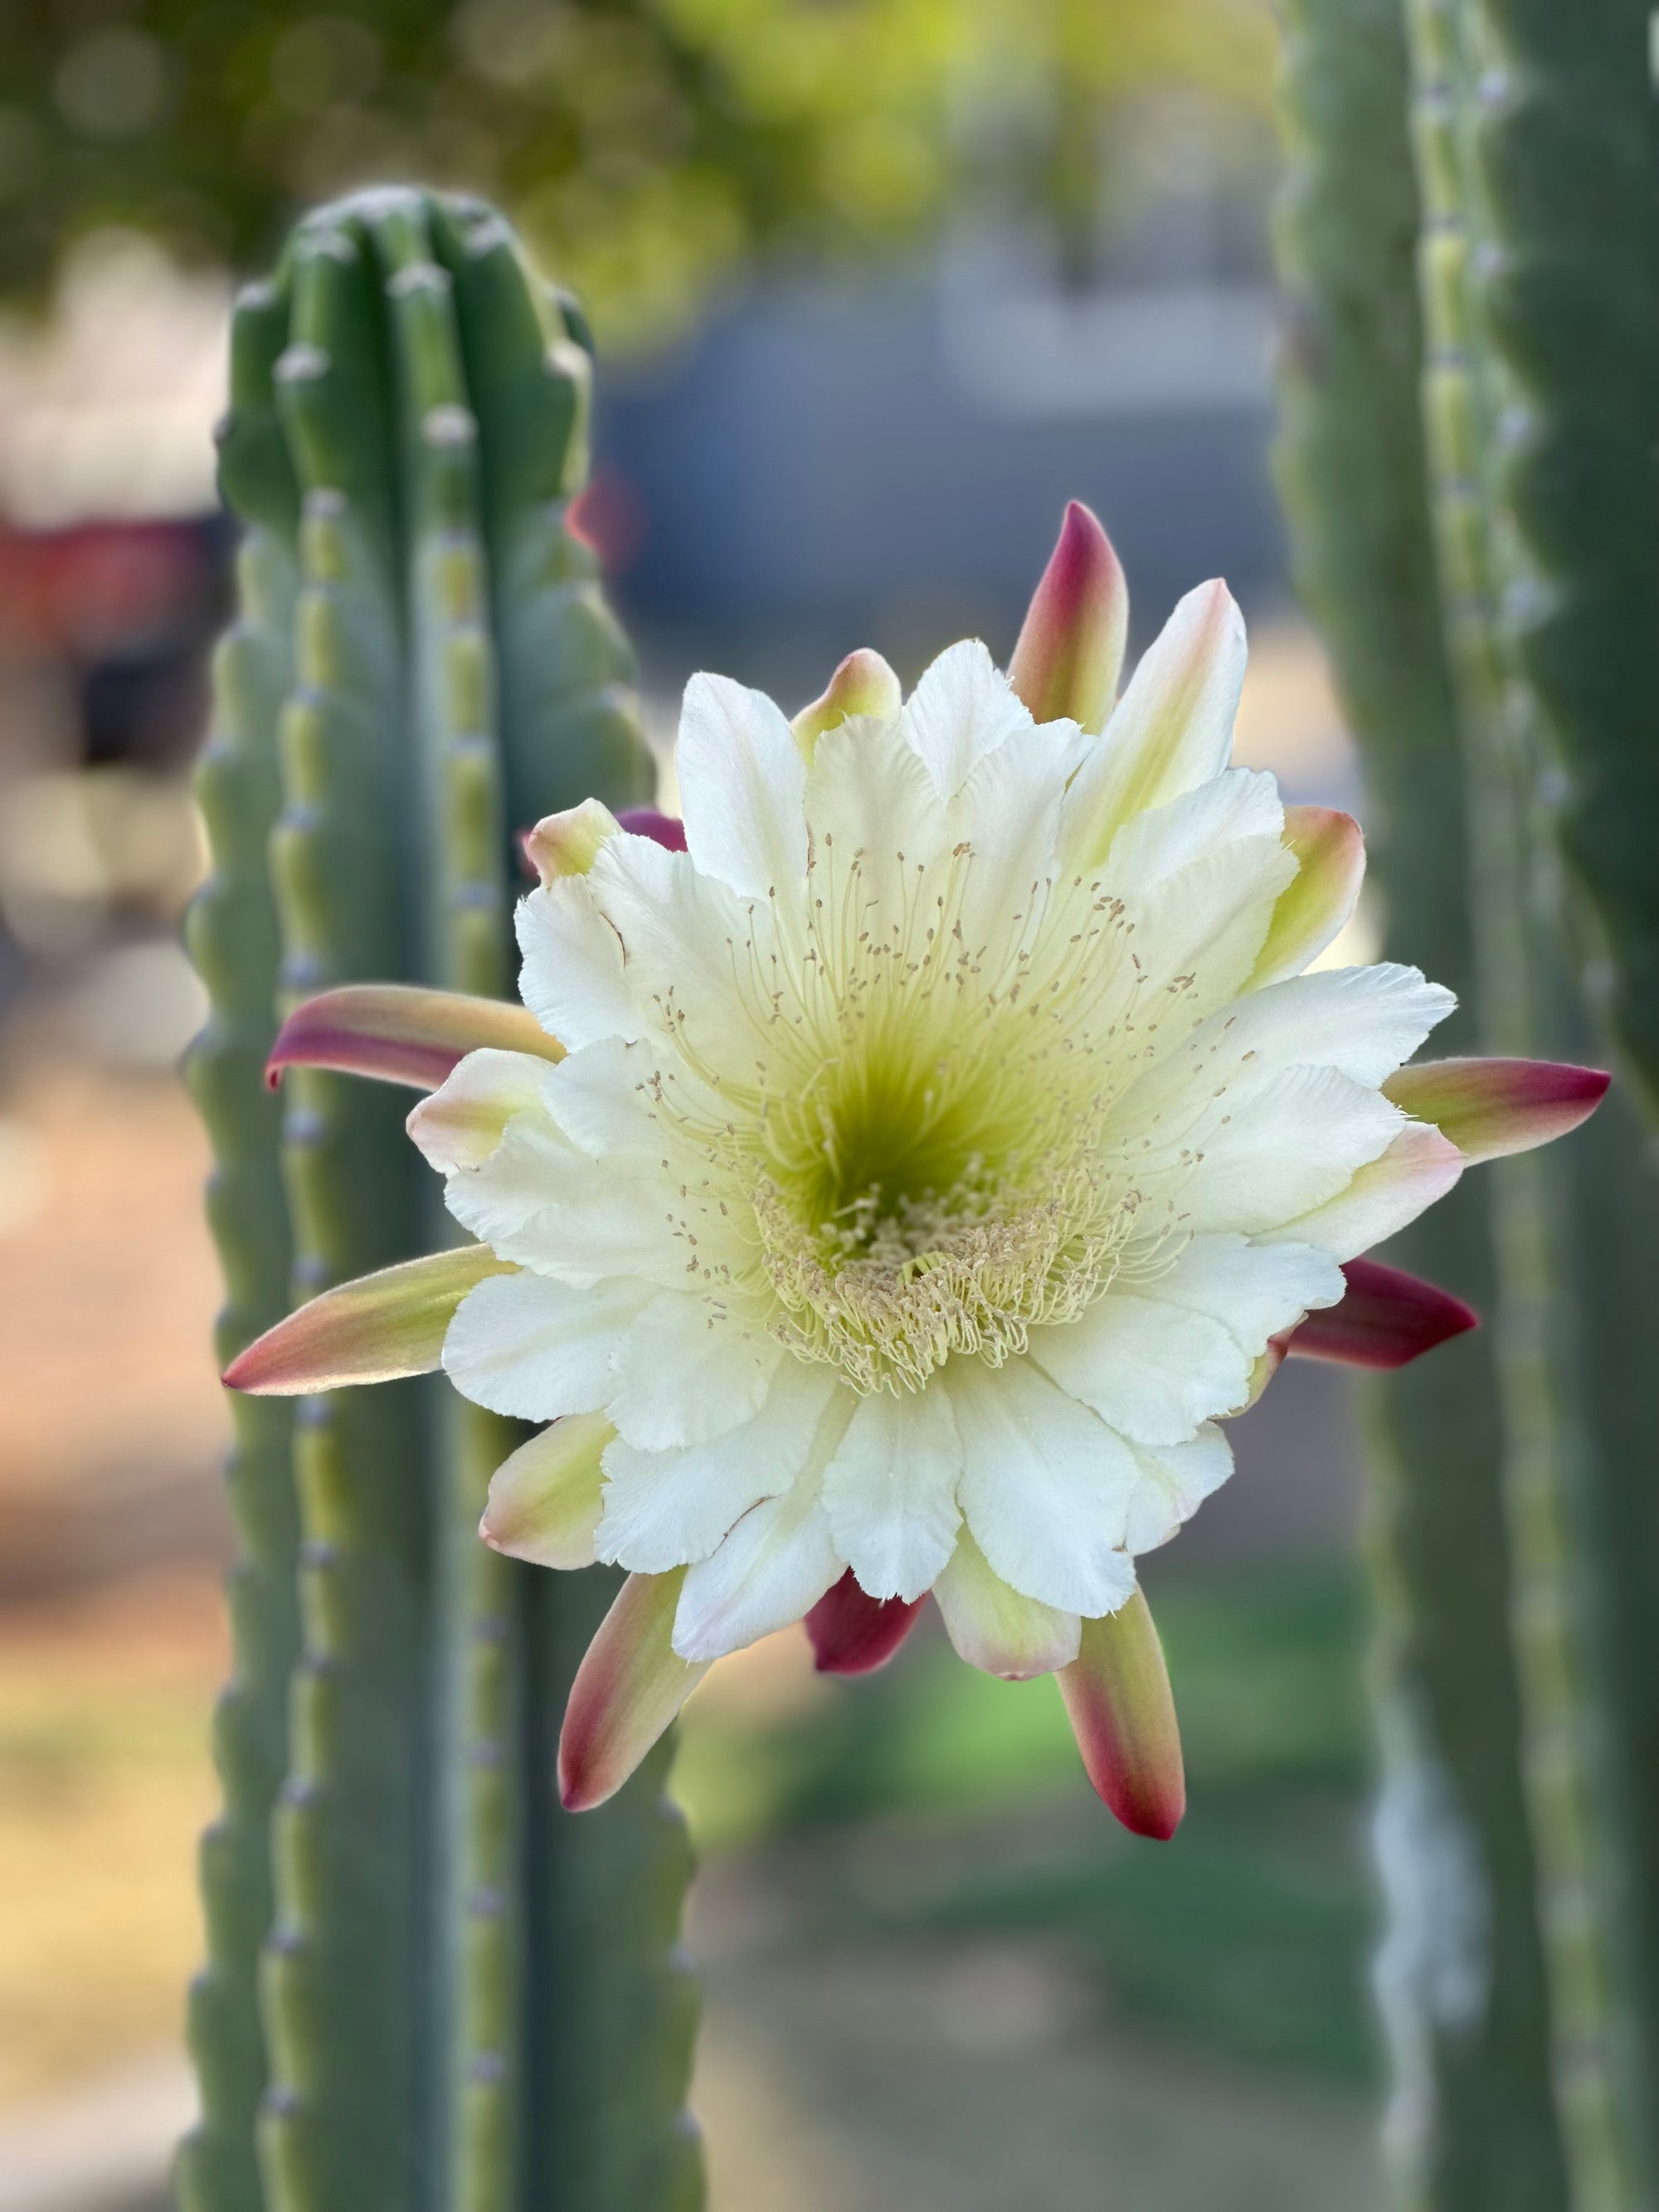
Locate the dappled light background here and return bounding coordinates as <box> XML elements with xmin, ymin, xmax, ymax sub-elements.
<box><xmin>0</xmin><ymin>5</ymin><xmax>1394</xmax><ymax>2205</ymax></box>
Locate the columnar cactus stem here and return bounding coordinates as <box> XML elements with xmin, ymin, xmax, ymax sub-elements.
<box><xmin>1404</xmin><ymin>2</ymin><xmax>1657</xmax><ymax>2203</ymax></box>
<box><xmin>178</xmin><ymin>282</ymin><xmax>305</xmax><ymax>2212</ymax></box>
<box><xmin>186</xmin><ymin>189</ymin><xmax>700</xmax><ymax>2212</ymax></box>
<box><xmin>1271</xmin><ymin>4</ymin><xmax>1566</xmax><ymax>2201</ymax></box>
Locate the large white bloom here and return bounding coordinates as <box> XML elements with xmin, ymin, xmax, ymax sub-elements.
<box><xmin>235</xmin><ymin>503</ymin><xmax>1608</xmax><ymax>1831</ymax></box>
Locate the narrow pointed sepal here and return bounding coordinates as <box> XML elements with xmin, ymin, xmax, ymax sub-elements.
<box><xmin>222</xmin><ymin>1245</ymin><xmax>516</xmax><ymax>1395</ymax></box>
<box><xmin>1058</xmin><ymin>1590</ymin><xmax>1185</xmax><ymax>1839</ymax></box>
<box><xmin>1284</xmin><ymin>1257</ymin><xmax>1477</xmax><ymax>1369</ymax></box>
<box><xmin>557</xmin><ymin>1569</ymin><xmax>711</xmax><ymax>1812</ymax></box>
<box><xmin>266</xmin><ymin>984</ymin><xmax>563</xmax><ymax>1091</ymax></box>
<box><xmin>1249</xmin><ymin>807</ymin><xmax>1365</xmax><ymax>988</ymax></box>
<box><xmin>1382</xmin><ymin>1056</ymin><xmax>1610</xmax><ymax>1162</ymax></box>
<box><xmin>791</xmin><ymin>649</ymin><xmax>903</xmax><ymax>759</ymax></box>
<box><xmin>1008</xmin><ymin>500</ymin><xmax>1128</xmax><ymax>735</ymax></box>
<box><xmin>804</xmin><ymin>1571</ymin><xmax>926</xmax><ymax>1675</ymax></box>
<box><xmin>480</xmin><ymin>1412</ymin><xmax>613</xmax><ymax>1569</ymax></box>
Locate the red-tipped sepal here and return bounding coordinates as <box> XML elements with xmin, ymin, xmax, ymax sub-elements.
<box><xmin>1009</xmin><ymin>501</ymin><xmax>1129</xmax><ymax>735</ymax></box>
<box><xmin>1283</xmin><ymin>1257</ymin><xmax>1477</xmax><ymax>1370</ymax></box>
<box><xmin>222</xmin><ymin>1245</ymin><xmax>514</xmax><ymax>1395</ymax></box>
<box><xmin>557</xmin><ymin>1570</ymin><xmax>710</xmax><ymax>1812</ymax></box>
<box><xmin>615</xmin><ymin>807</ymin><xmax>688</xmax><ymax>851</ymax></box>
<box><xmin>804</xmin><ymin>1572</ymin><xmax>926</xmax><ymax>1675</ymax></box>
<box><xmin>266</xmin><ymin>984</ymin><xmax>562</xmax><ymax>1092</ymax></box>
<box><xmin>1057</xmin><ymin>1588</ymin><xmax>1185</xmax><ymax>1840</ymax></box>
<box><xmin>1384</xmin><ymin>1057</ymin><xmax>1609</xmax><ymax>1163</ymax></box>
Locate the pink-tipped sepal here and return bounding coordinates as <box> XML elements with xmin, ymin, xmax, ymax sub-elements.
<box><xmin>221</xmin><ymin>1245</ymin><xmax>514</xmax><ymax>1395</ymax></box>
<box><xmin>1283</xmin><ymin>1257</ymin><xmax>1477</xmax><ymax>1370</ymax></box>
<box><xmin>1383</xmin><ymin>1057</ymin><xmax>1609</xmax><ymax>1163</ymax></box>
<box><xmin>805</xmin><ymin>1572</ymin><xmax>926</xmax><ymax>1675</ymax></box>
<box><xmin>557</xmin><ymin>1570</ymin><xmax>711</xmax><ymax>1812</ymax></box>
<box><xmin>1057</xmin><ymin>1589</ymin><xmax>1185</xmax><ymax>1840</ymax></box>
<box><xmin>1250</xmin><ymin>808</ymin><xmax>1365</xmax><ymax>987</ymax></box>
<box><xmin>266</xmin><ymin>984</ymin><xmax>562</xmax><ymax>1092</ymax></box>
<box><xmin>1008</xmin><ymin>501</ymin><xmax>1129</xmax><ymax>735</ymax></box>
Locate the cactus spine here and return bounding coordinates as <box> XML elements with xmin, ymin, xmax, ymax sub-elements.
<box><xmin>185</xmin><ymin>189</ymin><xmax>699</xmax><ymax>2212</ymax></box>
<box><xmin>1276</xmin><ymin>0</ymin><xmax>1659</xmax><ymax>2202</ymax></box>
<box><xmin>1272</xmin><ymin>4</ymin><xmax>1566</xmax><ymax>2202</ymax></box>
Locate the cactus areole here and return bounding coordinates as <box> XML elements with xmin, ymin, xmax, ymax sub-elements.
<box><xmin>231</xmin><ymin>500</ymin><xmax>1607</xmax><ymax>1840</ymax></box>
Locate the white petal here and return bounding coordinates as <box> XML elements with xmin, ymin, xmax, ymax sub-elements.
<box><xmin>1058</xmin><ymin>580</ymin><xmax>1247</xmax><ymax>870</ymax></box>
<box><xmin>805</xmin><ymin>711</ymin><xmax>946</xmax><ymax>882</ymax></box>
<box><xmin>596</xmin><ymin>1362</ymin><xmax>840</xmax><ymax>1573</ymax></box>
<box><xmin>442</xmin><ymin>1270</ymin><xmax>651</xmax><ymax>1421</ymax></box>
<box><xmin>1028</xmin><ymin>1291</ymin><xmax>1250</xmax><ymax>1446</ymax></box>
<box><xmin>1121</xmin><ymin>1425</ymin><xmax>1233</xmax><ymax>1553</ymax></box>
<box><xmin>604</xmin><ymin>1289</ymin><xmax>779</xmax><ymax>1450</ymax></box>
<box><xmin>946</xmin><ymin>721</ymin><xmax>1074</xmax><ymax>962</ymax></box>
<box><xmin>1119</xmin><ymin>835</ymin><xmax>1297</xmax><ymax>1032</ymax></box>
<box><xmin>1124</xmin><ymin>1233</ymin><xmax>1345</xmax><ymax>1354</ymax></box>
<box><xmin>932</xmin><ymin>1527</ymin><xmax>1080</xmax><ymax>1679</ymax></box>
<box><xmin>586</xmin><ymin>832</ymin><xmax>782</xmax><ymax>1073</ymax></box>
<box><xmin>949</xmin><ymin>1358</ymin><xmax>1140</xmax><ymax>1616</ymax></box>
<box><xmin>516</xmin><ymin>878</ymin><xmax>643</xmax><ymax>1051</ymax></box>
<box><xmin>1209</xmin><ymin>964</ymin><xmax>1457</xmax><ymax>1087</ymax></box>
<box><xmin>671</xmin><ymin>1398</ymin><xmax>854</xmax><ymax>1661</ymax></box>
<box><xmin>1106</xmin><ymin>767</ymin><xmax>1283</xmax><ymax>896</ymax></box>
<box><xmin>1261</xmin><ymin>1123</ymin><xmax>1464</xmax><ymax>1261</ymax></box>
<box><xmin>408</xmin><ymin>1048</ymin><xmax>554</xmax><ymax>1173</ymax></box>
<box><xmin>900</xmin><ymin>639</ymin><xmax>1031</xmax><ymax>802</ymax></box>
<box><xmin>1136</xmin><ymin>1063</ymin><xmax>1404</xmax><ymax>1237</ymax></box>
<box><xmin>441</xmin><ymin>1107</ymin><xmax>590</xmax><ymax>1269</ymax></box>
<box><xmin>676</xmin><ymin>671</ymin><xmax>807</xmax><ymax>900</ymax></box>
<box><xmin>822</xmin><ymin>1383</ymin><xmax>963</xmax><ymax>1603</ymax></box>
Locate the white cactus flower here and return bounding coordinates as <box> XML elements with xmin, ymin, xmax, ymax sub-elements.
<box><xmin>232</xmin><ymin>504</ymin><xmax>1609</xmax><ymax>1833</ymax></box>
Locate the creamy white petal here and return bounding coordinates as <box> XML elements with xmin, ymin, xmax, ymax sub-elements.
<box><xmin>1120</xmin><ymin>835</ymin><xmax>1297</xmax><ymax>1029</ymax></box>
<box><xmin>516</xmin><ymin>877</ymin><xmax>643</xmax><ymax>1051</ymax></box>
<box><xmin>1121</xmin><ymin>1233</ymin><xmax>1345</xmax><ymax>1353</ymax></box>
<box><xmin>946</xmin><ymin>721</ymin><xmax>1074</xmax><ymax>962</ymax></box>
<box><xmin>1261</xmin><ymin>1123</ymin><xmax>1464</xmax><ymax>1262</ymax></box>
<box><xmin>1028</xmin><ymin>1291</ymin><xmax>1251</xmax><ymax>1446</ymax></box>
<box><xmin>671</xmin><ymin>1397</ymin><xmax>854</xmax><ymax>1660</ymax></box>
<box><xmin>805</xmin><ymin>712</ymin><xmax>948</xmax><ymax>905</ymax></box>
<box><xmin>597</xmin><ymin>1361</ymin><xmax>841</xmax><ymax>1573</ymax></box>
<box><xmin>1130</xmin><ymin>1063</ymin><xmax>1404</xmax><ymax>1238</ymax></box>
<box><xmin>1058</xmin><ymin>580</ymin><xmax>1247</xmax><ymax>870</ymax></box>
<box><xmin>443</xmin><ymin>1270</ymin><xmax>652</xmax><ymax>1422</ymax></box>
<box><xmin>949</xmin><ymin>1358</ymin><xmax>1139</xmax><ymax>1616</ymax></box>
<box><xmin>676</xmin><ymin>670</ymin><xmax>808</xmax><ymax>901</ymax></box>
<box><xmin>932</xmin><ymin>1527</ymin><xmax>1080</xmax><ymax>1679</ymax></box>
<box><xmin>586</xmin><ymin>833</ymin><xmax>780</xmax><ymax>1067</ymax></box>
<box><xmin>1121</xmin><ymin>1425</ymin><xmax>1233</xmax><ymax>1553</ymax></box>
<box><xmin>1106</xmin><ymin>767</ymin><xmax>1283</xmax><ymax>896</ymax></box>
<box><xmin>822</xmin><ymin>1383</ymin><xmax>963</xmax><ymax>1603</ymax></box>
<box><xmin>408</xmin><ymin>1048</ymin><xmax>554</xmax><ymax>1174</ymax></box>
<box><xmin>604</xmin><ymin>1288</ymin><xmax>779</xmax><ymax>1450</ymax></box>
<box><xmin>901</xmin><ymin>639</ymin><xmax>1032</xmax><ymax>801</ymax></box>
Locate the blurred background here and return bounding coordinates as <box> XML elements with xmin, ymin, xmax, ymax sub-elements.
<box><xmin>0</xmin><ymin>2</ymin><xmax>1392</xmax><ymax>2205</ymax></box>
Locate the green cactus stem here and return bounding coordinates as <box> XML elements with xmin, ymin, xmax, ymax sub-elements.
<box><xmin>1271</xmin><ymin>4</ymin><xmax>1566</xmax><ymax>2202</ymax></box>
<box><xmin>1404</xmin><ymin>2</ymin><xmax>1659</xmax><ymax>2203</ymax></box>
<box><xmin>187</xmin><ymin>188</ymin><xmax>700</xmax><ymax>2212</ymax></box>
<box><xmin>178</xmin><ymin>280</ymin><xmax>305</xmax><ymax>2212</ymax></box>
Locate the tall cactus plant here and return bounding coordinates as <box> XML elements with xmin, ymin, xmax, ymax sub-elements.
<box><xmin>182</xmin><ymin>188</ymin><xmax>699</xmax><ymax>2212</ymax></box>
<box><xmin>1274</xmin><ymin>1</ymin><xmax>1659</xmax><ymax>2205</ymax></box>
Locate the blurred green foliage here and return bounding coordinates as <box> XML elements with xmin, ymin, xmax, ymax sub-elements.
<box><xmin>4</xmin><ymin>0</ymin><xmax>1273</xmax><ymax>344</ymax></box>
<box><xmin>675</xmin><ymin>1566</ymin><xmax>1379</xmax><ymax>2087</ymax></box>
